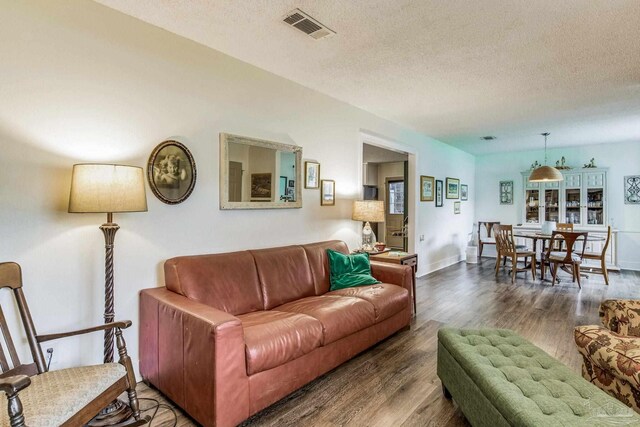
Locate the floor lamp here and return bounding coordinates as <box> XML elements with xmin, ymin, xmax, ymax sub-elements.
<box><xmin>68</xmin><ymin>164</ymin><xmax>147</xmax><ymax>425</ymax></box>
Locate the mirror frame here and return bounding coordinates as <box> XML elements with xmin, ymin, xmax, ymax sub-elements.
<box><xmin>220</xmin><ymin>133</ymin><xmax>303</xmax><ymax>210</ymax></box>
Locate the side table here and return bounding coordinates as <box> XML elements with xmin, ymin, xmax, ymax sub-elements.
<box><xmin>369</xmin><ymin>251</ymin><xmax>417</xmax><ymax>316</ymax></box>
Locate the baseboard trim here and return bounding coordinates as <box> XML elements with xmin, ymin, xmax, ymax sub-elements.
<box><xmin>418</xmin><ymin>254</ymin><xmax>464</xmax><ymax>277</ymax></box>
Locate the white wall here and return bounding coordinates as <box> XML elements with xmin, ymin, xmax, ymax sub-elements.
<box><xmin>475</xmin><ymin>141</ymin><xmax>640</xmax><ymax>270</ymax></box>
<box><xmin>0</xmin><ymin>0</ymin><xmax>475</xmax><ymax>373</ymax></box>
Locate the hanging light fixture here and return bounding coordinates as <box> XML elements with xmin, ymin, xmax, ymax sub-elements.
<box><xmin>529</xmin><ymin>132</ymin><xmax>563</xmax><ymax>182</ymax></box>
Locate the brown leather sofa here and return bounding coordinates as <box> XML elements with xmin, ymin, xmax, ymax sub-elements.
<box><xmin>139</xmin><ymin>240</ymin><xmax>412</xmax><ymax>427</ymax></box>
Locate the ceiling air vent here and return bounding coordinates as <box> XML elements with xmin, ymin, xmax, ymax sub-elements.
<box><xmin>283</xmin><ymin>9</ymin><xmax>335</xmax><ymax>40</ymax></box>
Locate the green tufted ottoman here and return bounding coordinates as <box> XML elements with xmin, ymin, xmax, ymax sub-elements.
<box><xmin>437</xmin><ymin>328</ymin><xmax>640</xmax><ymax>426</ymax></box>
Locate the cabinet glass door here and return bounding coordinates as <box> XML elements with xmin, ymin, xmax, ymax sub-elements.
<box><xmin>565</xmin><ymin>188</ymin><xmax>581</xmax><ymax>224</ymax></box>
<box><xmin>587</xmin><ymin>188</ymin><xmax>604</xmax><ymax>225</ymax></box>
<box><xmin>545</xmin><ymin>189</ymin><xmax>559</xmax><ymax>222</ymax></box>
<box><xmin>525</xmin><ymin>189</ymin><xmax>540</xmax><ymax>224</ymax></box>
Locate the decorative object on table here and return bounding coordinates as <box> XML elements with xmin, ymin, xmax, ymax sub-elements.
<box><xmin>304</xmin><ymin>161</ymin><xmax>320</xmax><ymax>189</ymax></box>
<box><xmin>374</xmin><ymin>242</ymin><xmax>386</xmax><ymax>252</ymax></box>
<box><xmin>454</xmin><ymin>201</ymin><xmax>461</xmax><ymax>214</ymax></box>
<box><xmin>445</xmin><ymin>177</ymin><xmax>460</xmax><ymax>199</ymax></box>
<box><xmin>320</xmin><ymin>179</ymin><xmax>335</xmax><ymax>206</ymax></box>
<box><xmin>499</xmin><ymin>180</ymin><xmax>513</xmax><ymax>204</ymax></box>
<box><xmin>420</xmin><ymin>175</ymin><xmax>435</xmax><ymax>201</ymax></box>
<box><xmin>583</xmin><ymin>158</ymin><xmax>597</xmax><ymax>168</ymax></box>
<box><xmin>0</xmin><ymin>263</ymin><xmax>149</xmax><ymax>427</ymax></box>
<box><xmin>624</xmin><ymin>175</ymin><xmax>640</xmax><ymax>204</ymax></box>
<box><xmin>250</xmin><ymin>173</ymin><xmax>272</xmax><ymax>199</ymax></box>
<box><xmin>460</xmin><ymin>184</ymin><xmax>468</xmax><ymax>201</ymax></box>
<box><xmin>554</xmin><ymin>156</ymin><xmax>572</xmax><ymax>170</ymax></box>
<box><xmin>435</xmin><ymin>179</ymin><xmax>443</xmax><ymax>207</ymax></box>
<box><xmin>68</xmin><ymin>164</ymin><xmax>147</xmax><ymax>424</ymax></box>
<box><xmin>530</xmin><ymin>160</ymin><xmax>541</xmax><ymax>170</ymax></box>
<box><xmin>529</xmin><ymin>133</ymin><xmax>563</xmax><ymax>182</ymax></box>
<box><xmin>541</xmin><ymin>221</ymin><xmax>556</xmax><ymax>235</ymax></box>
<box><xmin>326</xmin><ymin>249</ymin><xmax>381</xmax><ymax>290</ymax></box>
<box><xmin>352</xmin><ymin>200</ymin><xmax>385</xmax><ymax>251</ymax></box>
<box><xmin>147</xmin><ymin>140</ymin><xmax>196</xmax><ymax>205</ymax></box>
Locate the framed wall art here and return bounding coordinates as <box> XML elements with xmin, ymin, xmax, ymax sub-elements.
<box><xmin>454</xmin><ymin>201</ymin><xmax>461</xmax><ymax>214</ymax></box>
<box><xmin>305</xmin><ymin>161</ymin><xmax>320</xmax><ymax>189</ymax></box>
<box><xmin>320</xmin><ymin>179</ymin><xmax>335</xmax><ymax>206</ymax></box>
<box><xmin>420</xmin><ymin>175</ymin><xmax>435</xmax><ymax>201</ymax></box>
<box><xmin>500</xmin><ymin>180</ymin><xmax>514</xmax><ymax>204</ymax></box>
<box><xmin>436</xmin><ymin>180</ymin><xmax>443</xmax><ymax>207</ymax></box>
<box><xmin>147</xmin><ymin>140</ymin><xmax>196</xmax><ymax>205</ymax></box>
<box><xmin>250</xmin><ymin>173</ymin><xmax>272</xmax><ymax>199</ymax></box>
<box><xmin>446</xmin><ymin>177</ymin><xmax>460</xmax><ymax>199</ymax></box>
<box><xmin>624</xmin><ymin>175</ymin><xmax>640</xmax><ymax>204</ymax></box>
<box><xmin>461</xmin><ymin>184</ymin><xmax>469</xmax><ymax>201</ymax></box>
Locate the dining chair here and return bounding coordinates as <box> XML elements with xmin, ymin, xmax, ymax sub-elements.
<box><xmin>493</xmin><ymin>225</ymin><xmax>536</xmax><ymax>283</ymax></box>
<box><xmin>478</xmin><ymin>221</ymin><xmax>500</xmax><ymax>257</ymax></box>
<box><xmin>581</xmin><ymin>226</ymin><xmax>612</xmax><ymax>285</ymax></box>
<box><xmin>556</xmin><ymin>223</ymin><xmax>574</xmax><ymax>231</ymax></box>
<box><xmin>545</xmin><ymin>231</ymin><xmax>588</xmax><ymax>288</ymax></box>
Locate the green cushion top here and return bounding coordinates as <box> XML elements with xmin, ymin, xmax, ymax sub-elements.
<box><xmin>438</xmin><ymin>328</ymin><xmax>640</xmax><ymax>426</ymax></box>
<box><xmin>327</xmin><ymin>249</ymin><xmax>381</xmax><ymax>291</ymax></box>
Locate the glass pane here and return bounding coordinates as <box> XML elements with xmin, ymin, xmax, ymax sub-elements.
<box><xmin>525</xmin><ymin>189</ymin><xmax>539</xmax><ymax>224</ymax></box>
<box><xmin>587</xmin><ymin>188</ymin><xmax>604</xmax><ymax>225</ymax></box>
<box><xmin>565</xmin><ymin>188</ymin><xmax>581</xmax><ymax>224</ymax></box>
<box><xmin>388</xmin><ymin>181</ymin><xmax>404</xmax><ymax>214</ymax></box>
<box><xmin>545</xmin><ymin>189</ymin><xmax>559</xmax><ymax>222</ymax></box>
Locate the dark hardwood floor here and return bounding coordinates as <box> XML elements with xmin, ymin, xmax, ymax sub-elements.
<box><xmin>137</xmin><ymin>259</ymin><xmax>640</xmax><ymax>426</ymax></box>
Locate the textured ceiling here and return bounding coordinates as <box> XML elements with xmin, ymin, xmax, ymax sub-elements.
<box><xmin>95</xmin><ymin>0</ymin><xmax>640</xmax><ymax>155</ymax></box>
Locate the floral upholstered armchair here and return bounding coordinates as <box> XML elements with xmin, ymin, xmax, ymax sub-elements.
<box><xmin>575</xmin><ymin>299</ymin><xmax>640</xmax><ymax>412</ymax></box>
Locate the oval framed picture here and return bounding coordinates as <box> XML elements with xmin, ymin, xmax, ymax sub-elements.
<box><xmin>147</xmin><ymin>140</ymin><xmax>196</xmax><ymax>205</ymax></box>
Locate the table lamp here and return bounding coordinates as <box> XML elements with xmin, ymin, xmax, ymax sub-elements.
<box><xmin>68</xmin><ymin>163</ymin><xmax>147</xmax><ymax>424</ymax></box>
<box><xmin>352</xmin><ymin>200</ymin><xmax>385</xmax><ymax>251</ymax></box>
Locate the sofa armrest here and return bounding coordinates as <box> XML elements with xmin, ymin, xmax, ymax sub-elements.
<box><xmin>140</xmin><ymin>287</ymin><xmax>249</xmax><ymax>427</ymax></box>
<box><xmin>599</xmin><ymin>299</ymin><xmax>640</xmax><ymax>336</ymax></box>
<box><xmin>575</xmin><ymin>325</ymin><xmax>640</xmax><ymax>388</ymax></box>
<box><xmin>370</xmin><ymin>261</ymin><xmax>413</xmax><ymax>294</ymax></box>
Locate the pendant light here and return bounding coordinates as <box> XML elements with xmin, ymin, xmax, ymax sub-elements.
<box><xmin>529</xmin><ymin>132</ymin><xmax>563</xmax><ymax>182</ymax></box>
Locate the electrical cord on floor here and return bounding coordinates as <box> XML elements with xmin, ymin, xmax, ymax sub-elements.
<box><xmin>138</xmin><ymin>397</ymin><xmax>178</xmax><ymax>427</ymax></box>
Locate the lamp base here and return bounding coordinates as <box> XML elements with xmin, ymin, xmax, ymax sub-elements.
<box><xmin>361</xmin><ymin>221</ymin><xmax>378</xmax><ymax>251</ymax></box>
<box><xmin>88</xmin><ymin>399</ymin><xmax>133</xmax><ymax>426</ymax></box>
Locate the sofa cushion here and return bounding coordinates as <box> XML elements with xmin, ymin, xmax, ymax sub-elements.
<box><xmin>328</xmin><ymin>283</ymin><xmax>408</xmax><ymax>322</ymax></box>
<box><xmin>164</xmin><ymin>251</ymin><xmax>263</xmax><ymax>315</ymax></box>
<box><xmin>275</xmin><ymin>296</ymin><xmax>376</xmax><ymax>345</ymax></box>
<box><xmin>238</xmin><ymin>311</ymin><xmax>323</xmax><ymax>375</ymax></box>
<box><xmin>326</xmin><ymin>249</ymin><xmax>381</xmax><ymax>291</ymax></box>
<box><xmin>250</xmin><ymin>246</ymin><xmax>315</xmax><ymax>309</ymax></box>
<box><xmin>302</xmin><ymin>240</ymin><xmax>350</xmax><ymax>295</ymax></box>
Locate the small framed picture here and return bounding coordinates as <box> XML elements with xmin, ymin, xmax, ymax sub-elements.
<box><xmin>436</xmin><ymin>180</ymin><xmax>443</xmax><ymax>207</ymax></box>
<box><xmin>454</xmin><ymin>201</ymin><xmax>461</xmax><ymax>214</ymax></box>
<box><xmin>305</xmin><ymin>161</ymin><xmax>320</xmax><ymax>189</ymax></box>
<box><xmin>420</xmin><ymin>176</ymin><xmax>435</xmax><ymax>201</ymax></box>
<box><xmin>147</xmin><ymin>140</ymin><xmax>197</xmax><ymax>205</ymax></box>
<box><xmin>251</xmin><ymin>173</ymin><xmax>272</xmax><ymax>199</ymax></box>
<box><xmin>624</xmin><ymin>175</ymin><xmax>640</xmax><ymax>204</ymax></box>
<box><xmin>288</xmin><ymin>179</ymin><xmax>295</xmax><ymax>188</ymax></box>
<box><xmin>320</xmin><ymin>180</ymin><xmax>335</xmax><ymax>206</ymax></box>
<box><xmin>500</xmin><ymin>180</ymin><xmax>514</xmax><ymax>204</ymax></box>
<box><xmin>446</xmin><ymin>177</ymin><xmax>460</xmax><ymax>199</ymax></box>
<box><xmin>461</xmin><ymin>184</ymin><xmax>468</xmax><ymax>201</ymax></box>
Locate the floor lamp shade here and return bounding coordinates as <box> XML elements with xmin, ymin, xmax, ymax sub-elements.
<box><xmin>69</xmin><ymin>164</ymin><xmax>147</xmax><ymax>213</ymax></box>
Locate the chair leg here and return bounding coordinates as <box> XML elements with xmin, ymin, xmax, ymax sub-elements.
<box><xmin>575</xmin><ymin>263</ymin><xmax>582</xmax><ymax>289</ymax></box>
<box><xmin>531</xmin><ymin>255</ymin><xmax>536</xmax><ymax>280</ymax></box>
<box><xmin>495</xmin><ymin>254</ymin><xmax>501</xmax><ymax>276</ymax></box>
<box><xmin>601</xmin><ymin>257</ymin><xmax>610</xmax><ymax>285</ymax></box>
<box><xmin>503</xmin><ymin>256</ymin><xmax>507</xmax><ymax>266</ymax></box>
<box><xmin>479</xmin><ymin>242</ymin><xmax>483</xmax><ymax>257</ymax></box>
<box><xmin>551</xmin><ymin>262</ymin><xmax>558</xmax><ymax>286</ymax></box>
<box><xmin>511</xmin><ymin>257</ymin><xmax>516</xmax><ymax>284</ymax></box>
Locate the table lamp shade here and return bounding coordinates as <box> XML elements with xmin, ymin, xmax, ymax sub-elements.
<box><xmin>352</xmin><ymin>200</ymin><xmax>385</xmax><ymax>223</ymax></box>
<box><xmin>68</xmin><ymin>164</ymin><xmax>148</xmax><ymax>213</ymax></box>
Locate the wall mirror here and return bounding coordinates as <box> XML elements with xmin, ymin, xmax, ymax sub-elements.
<box><xmin>220</xmin><ymin>133</ymin><xmax>302</xmax><ymax>209</ymax></box>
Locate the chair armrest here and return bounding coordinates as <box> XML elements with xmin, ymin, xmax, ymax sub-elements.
<box><xmin>599</xmin><ymin>299</ymin><xmax>640</xmax><ymax>336</ymax></box>
<box><xmin>139</xmin><ymin>287</ymin><xmax>249</xmax><ymax>427</ymax></box>
<box><xmin>370</xmin><ymin>261</ymin><xmax>413</xmax><ymax>294</ymax></box>
<box><xmin>0</xmin><ymin>375</ymin><xmax>30</xmax><ymax>396</ymax></box>
<box><xmin>36</xmin><ymin>320</ymin><xmax>132</xmax><ymax>343</ymax></box>
<box><xmin>575</xmin><ymin>325</ymin><xmax>640</xmax><ymax>387</ymax></box>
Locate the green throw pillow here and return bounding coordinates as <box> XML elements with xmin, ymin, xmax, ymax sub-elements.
<box><xmin>327</xmin><ymin>249</ymin><xmax>381</xmax><ymax>291</ymax></box>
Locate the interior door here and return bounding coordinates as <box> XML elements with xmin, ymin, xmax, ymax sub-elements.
<box><xmin>228</xmin><ymin>161</ymin><xmax>243</xmax><ymax>202</ymax></box>
<box><xmin>385</xmin><ymin>177</ymin><xmax>405</xmax><ymax>250</ymax></box>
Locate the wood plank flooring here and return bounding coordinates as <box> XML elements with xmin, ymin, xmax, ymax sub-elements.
<box><xmin>136</xmin><ymin>259</ymin><xmax>640</xmax><ymax>426</ymax></box>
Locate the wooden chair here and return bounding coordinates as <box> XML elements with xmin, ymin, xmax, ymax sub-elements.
<box><xmin>556</xmin><ymin>223</ymin><xmax>574</xmax><ymax>231</ymax></box>
<box><xmin>493</xmin><ymin>225</ymin><xmax>536</xmax><ymax>283</ymax></box>
<box><xmin>0</xmin><ymin>262</ymin><xmax>149</xmax><ymax>426</ymax></box>
<box><xmin>545</xmin><ymin>231</ymin><xmax>588</xmax><ymax>288</ymax></box>
<box><xmin>478</xmin><ymin>221</ymin><xmax>500</xmax><ymax>257</ymax></box>
<box><xmin>581</xmin><ymin>226</ymin><xmax>612</xmax><ymax>285</ymax></box>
